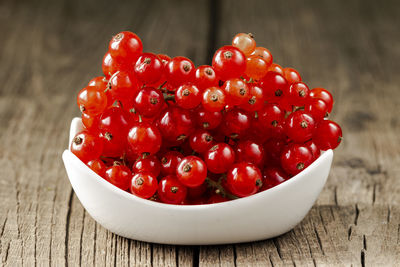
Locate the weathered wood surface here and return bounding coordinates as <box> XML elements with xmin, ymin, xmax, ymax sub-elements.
<box><xmin>0</xmin><ymin>0</ymin><xmax>399</xmax><ymax>266</ymax></box>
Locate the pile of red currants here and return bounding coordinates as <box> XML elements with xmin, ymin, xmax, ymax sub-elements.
<box><xmin>71</xmin><ymin>31</ymin><xmax>343</xmax><ymax>204</ymax></box>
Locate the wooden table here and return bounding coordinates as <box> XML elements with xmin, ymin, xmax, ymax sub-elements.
<box><xmin>1</xmin><ymin>0</ymin><xmax>399</xmax><ymax>266</ymax></box>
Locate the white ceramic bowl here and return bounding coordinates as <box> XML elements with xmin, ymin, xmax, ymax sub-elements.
<box><xmin>62</xmin><ymin>117</ymin><xmax>333</xmax><ymax>245</ymax></box>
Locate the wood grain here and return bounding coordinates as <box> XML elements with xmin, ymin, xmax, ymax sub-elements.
<box><xmin>0</xmin><ymin>0</ymin><xmax>399</xmax><ymax>266</ymax></box>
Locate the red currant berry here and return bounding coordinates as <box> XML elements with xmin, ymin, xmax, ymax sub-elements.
<box><xmin>70</xmin><ymin>131</ymin><xmax>103</xmax><ymax>162</ymax></box>
<box><xmin>98</xmin><ymin>107</ymin><xmax>132</xmax><ymax>157</ymax></box>
<box><xmin>157</xmin><ymin>107</ymin><xmax>195</xmax><ymax>142</ymax></box>
<box><xmin>166</xmin><ymin>56</ymin><xmax>195</xmax><ymax>86</ymax></box>
<box><xmin>109</xmin><ymin>31</ymin><xmax>143</xmax><ymax>63</ymax></box>
<box><xmin>131</xmin><ymin>173</ymin><xmax>158</xmax><ymax>199</ymax></box>
<box><xmin>107</xmin><ymin>71</ymin><xmax>140</xmax><ymax>108</ymax></box>
<box><xmin>280</xmin><ymin>143</ymin><xmax>313</xmax><ymax>175</ymax></box>
<box><xmin>158</xmin><ymin>175</ymin><xmax>187</xmax><ymax>204</ymax></box>
<box><xmin>284</xmin><ymin>111</ymin><xmax>315</xmax><ymax>143</ymax></box>
<box><xmin>262</xmin><ymin>167</ymin><xmax>289</xmax><ymax>190</ymax></box>
<box><xmin>221</xmin><ymin>109</ymin><xmax>250</xmax><ymax>138</ymax></box>
<box><xmin>232</xmin><ymin>33</ymin><xmax>256</xmax><ymax>56</ymax></box>
<box><xmin>132</xmin><ymin>155</ymin><xmax>161</xmax><ymax>177</ymax></box>
<box><xmin>313</xmin><ymin>120</ymin><xmax>342</xmax><ymax>150</ymax></box>
<box><xmin>245</xmin><ymin>56</ymin><xmax>270</xmax><ymax>80</ymax></box>
<box><xmin>102</xmin><ymin>52</ymin><xmax>127</xmax><ymax>78</ymax></box>
<box><xmin>305</xmin><ymin>140</ymin><xmax>321</xmax><ymax>160</ymax></box>
<box><xmin>241</xmin><ymin>83</ymin><xmax>264</xmax><ymax>112</ymax></box>
<box><xmin>251</xmin><ymin>47</ymin><xmax>273</xmax><ymax>67</ymax></box>
<box><xmin>222</xmin><ymin>78</ymin><xmax>250</xmax><ymax>106</ymax></box>
<box><xmin>258</xmin><ymin>103</ymin><xmax>285</xmax><ymax>129</ymax></box>
<box><xmin>133</xmin><ymin>87</ymin><xmax>165</xmax><ymax>117</ymax></box>
<box><xmin>81</xmin><ymin>113</ymin><xmax>100</xmax><ymax>132</ymax></box>
<box><xmin>88</xmin><ymin>76</ymin><xmax>108</xmax><ymax>90</ymax></box>
<box><xmin>205</xmin><ymin>143</ymin><xmax>235</xmax><ymax>174</ymax></box>
<box><xmin>267</xmin><ymin>63</ymin><xmax>284</xmax><ymax>75</ymax></box>
<box><xmin>189</xmin><ymin>129</ymin><xmax>214</xmax><ymax>153</ymax></box>
<box><xmin>201</xmin><ymin>87</ymin><xmax>226</xmax><ymax>112</ymax></box>
<box><xmin>212</xmin><ymin>46</ymin><xmax>246</xmax><ymax>81</ymax></box>
<box><xmin>305</xmin><ymin>98</ymin><xmax>328</xmax><ymax>122</ymax></box>
<box><xmin>195</xmin><ymin>107</ymin><xmax>223</xmax><ymax>130</ymax></box>
<box><xmin>288</xmin><ymin>82</ymin><xmax>310</xmax><ymax>106</ymax></box>
<box><xmin>235</xmin><ymin>140</ymin><xmax>264</xmax><ymax>167</ymax></box>
<box><xmin>128</xmin><ymin>121</ymin><xmax>162</xmax><ymax>156</ymax></box>
<box><xmin>259</xmin><ymin>72</ymin><xmax>289</xmax><ymax>103</ymax></box>
<box><xmin>309</xmin><ymin>88</ymin><xmax>334</xmax><ymax>113</ymax></box>
<box><xmin>175</xmin><ymin>83</ymin><xmax>201</xmax><ymax>109</ymax></box>
<box><xmin>195</xmin><ymin>65</ymin><xmax>218</xmax><ymax>90</ymax></box>
<box><xmin>160</xmin><ymin>151</ymin><xmax>184</xmax><ymax>176</ymax></box>
<box><xmin>227</xmin><ymin>162</ymin><xmax>262</xmax><ymax>197</ymax></box>
<box><xmin>176</xmin><ymin>156</ymin><xmax>207</xmax><ymax>187</ymax></box>
<box><xmin>86</xmin><ymin>159</ymin><xmax>106</xmax><ymax>177</ymax></box>
<box><xmin>283</xmin><ymin>67</ymin><xmax>301</xmax><ymax>84</ymax></box>
<box><xmin>105</xmin><ymin>163</ymin><xmax>131</xmax><ymax>190</ymax></box>
<box><xmin>77</xmin><ymin>86</ymin><xmax>107</xmax><ymax>116</ymax></box>
<box><xmin>134</xmin><ymin>53</ymin><xmax>164</xmax><ymax>84</ymax></box>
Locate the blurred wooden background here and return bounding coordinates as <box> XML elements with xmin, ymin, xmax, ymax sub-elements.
<box><xmin>0</xmin><ymin>0</ymin><xmax>399</xmax><ymax>266</ymax></box>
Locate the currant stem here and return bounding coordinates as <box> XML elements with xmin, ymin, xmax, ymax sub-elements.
<box><xmin>205</xmin><ymin>177</ymin><xmax>238</xmax><ymax>200</ymax></box>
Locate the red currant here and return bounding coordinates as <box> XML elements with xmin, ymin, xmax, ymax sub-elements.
<box><xmin>189</xmin><ymin>129</ymin><xmax>214</xmax><ymax>153</ymax></box>
<box><xmin>221</xmin><ymin>108</ymin><xmax>250</xmax><ymax>138</ymax></box>
<box><xmin>102</xmin><ymin>52</ymin><xmax>128</xmax><ymax>78</ymax></box>
<box><xmin>232</xmin><ymin>33</ymin><xmax>256</xmax><ymax>56</ymax></box>
<box><xmin>109</xmin><ymin>31</ymin><xmax>143</xmax><ymax>63</ymax></box>
<box><xmin>226</xmin><ymin>162</ymin><xmax>262</xmax><ymax>197</ymax></box>
<box><xmin>259</xmin><ymin>72</ymin><xmax>289</xmax><ymax>103</ymax></box>
<box><xmin>309</xmin><ymin>88</ymin><xmax>334</xmax><ymax>113</ymax></box>
<box><xmin>204</xmin><ymin>143</ymin><xmax>235</xmax><ymax>174</ymax></box>
<box><xmin>175</xmin><ymin>83</ymin><xmax>201</xmax><ymax>109</ymax></box>
<box><xmin>195</xmin><ymin>107</ymin><xmax>222</xmax><ymax>130</ymax></box>
<box><xmin>245</xmin><ymin>56</ymin><xmax>270</xmax><ymax>80</ymax></box>
<box><xmin>127</xmin><ymin>121</ymin><xmax>162</xmax><ymax>156</ymax></box>
<box><xmin>280</xmin><ymin>143</ymin><xmax>313</xmax><ymax>175</ymax></box>
<box><xmin>267</xmin><ymin>63</ymin><xmax>284</xmax><ymax>75</ymax></box>
<box><xmin>288</xmin><ymin>82</ymin><xmax>310</xmax><ymax>106</ymax></box>
<box><xmin>107</xmin><ymin>71</ymin><xmax>140</xmax><ymax>108</ymax></box>
<box><xmin>158</xmin><ymin>175</ymin><xmax>187</xmax><ymax>204</ymax></box>
<box><xmin>134</xmin><ymin>53</ymin><xmax>164</xmax><ymax>84</ymax></box>
<box><xmin>212</xmin><ymin>46</ymin><xmax>246</xmax><ymax>81</ymax></box>
<box><xmin>81</xmin><ymin>113</ymin><xmax>100</xmax><ymax>132</ymax></box>
<box><xmin>132</xmin><ymin>155</ymin><xmax>161</xmax><ymax>177</ymax></box>
<box><xmin>251</xmin><ymin>47</ymin><xmax>273</xmax><ymax>67</ymax></box>
<box><xmin>241</xmin><ymin>83</ymin><xmax>264</xmax><ymax>112</ymax></box>
<box><xmin>86</xmin><ymin>159</ymin><xmax>106</xmax><ymax>177</ymax></box>
<box><xmin>157</xmin><ymin>107</ymin><xmax>195</xmax><ymax>143</ymax></box>
<box><xmin>258</xmin><ymin>103</ymin><xmax>285</xmax><ymax>129</ymax></box>
<box><xmin>131</xmin><ymin>173</ymin><xmax>158</xmax><ymax>199</ymax></box>
<box><xmin>222</xmin><ymin>78</ymin><xmax>250</xmax><ymax>106</ymax></box>
<box><xmin>262</xmin><ymin>167</ymin><xmax>289</xmax><ymax>190</ymax></box>
<box><xmin>305</xmin><ymin>140</ymin><xmax>321</xmax><ymax>160</ymax></box>
<box><xmin>305</xmin><ymin>98</ymin><xmax>328</xmax><ymax>122</ymax></box>
<box><xmin>313</xmin><ymin>120</ymin><xmax>342</xmax><ymax>150</ymax></box>
<box><xmin>284</xmin><ymin>111</ymin><xmax>315</xmax><ymax>143</ymax></box>
<box><xmin>77</xmin><ymin>86</ymin><xmax>108</xmax><ymax>116</ymax></box>
<box><xmin>105</xmin><ymin>163</ymin><xmax>131</xmax><ymax>190</ymax></box>
<box><xmin>70</xmin><ymin>131</ymin><xmax>103</xmax><ymax>162</ymax></box>
<box><xmin>160</xmin><ymin>151</ymin><xmax>184</xmax><ymax>176</ymax></box>
<box><xmin>133</xmin><ymin>87</ymin><xmax>164</xmax><ymax>117</ymax></box>
<box><xmin>195</xmin><ymin>65</ymin><xmax>218</xmax><ymax>90</ymax></box>
<box><xmin>235</xmin><ymin>140</ymin><xmax>264</xmax><ymax>167</ymax></box>
<box><xmin>201</xmin><ymin>87</ymin><xmax>226</xmax><ymax>112</ymax></box>
<box><xmin>166</xmin><ymin>56</ymin><xmax>195</xmax><ymax>86</ymax></box>
<box><xmin>283</xmin><ymin>67</ymin><xmax>301</xmax><ymax>84</ymax></box>
<box><xmin>176</xmin><ymin>156</ymin><xmax>207</xmax><ymax>187</ymax></box>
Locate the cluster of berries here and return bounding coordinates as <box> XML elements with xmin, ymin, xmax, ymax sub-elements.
<box><xmin>71</xmin><ymin>31</ymin><xmax>343</xmax><ymax>204</ymax></box>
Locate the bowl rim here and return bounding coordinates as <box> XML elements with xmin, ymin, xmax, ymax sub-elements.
<box><xmin>64</xmin><ymin>117</ymin><xmax>333</xmax><ymax>211</ymax></box>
